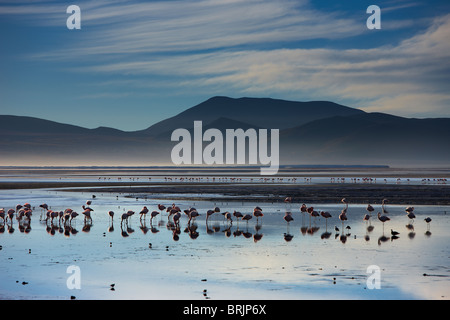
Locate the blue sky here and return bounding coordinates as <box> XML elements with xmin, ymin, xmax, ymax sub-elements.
<box><xmin>1</xmin><ymin>0</ymin><xmax>449</xmax><ymax>131</ymax></box>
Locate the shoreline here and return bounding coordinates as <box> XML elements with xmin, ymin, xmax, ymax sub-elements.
<box><xmin>0</xmin><ymin>181</ymin><xmax>447</xmax><ymax>205</ymax></box>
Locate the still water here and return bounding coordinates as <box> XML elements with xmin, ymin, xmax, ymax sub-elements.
<box><xmin>0</xmin><ymin>188</ymin><xmax>449</xmax><ymax>300</ymax></box>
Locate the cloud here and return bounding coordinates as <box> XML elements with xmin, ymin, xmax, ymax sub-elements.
<box><xmin>1</xmin><ymin>0</ymin><xmax>449</xmax><ymax>118</ymax></box>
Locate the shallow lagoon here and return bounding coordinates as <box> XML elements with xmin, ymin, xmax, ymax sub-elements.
<box><xmin>0</xmin><ymin>187</ymin><xmax>449</xmax><ymax>300</ymax></box>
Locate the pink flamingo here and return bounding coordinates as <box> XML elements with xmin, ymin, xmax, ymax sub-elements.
<box><xmin>320</xmin><ymin>211</ymin><xmax>332</xmax><ymax>228</ymax></box>
<box><xmin>377</xmin><ymin>212</ymin><xmax>390</xmax><ymax>231</ymax></box>
<box><xmin>139</xmin><ymin>206</ymin><xmax>149</xmax><ymax>221</ymax></box>
<box><xmin>253</xmin><ymin>209</ymin><xmax>264</xmax><ymax>223</ymax></box>
<box><xmin>0</xmin><ymin>208</ymin><xmax>5</xmax><ymax>223</ymax></box>
<box><xmin>242</xmin><ymin>214</ymin><xmax>252</xmax><ymax>225</ymax></box>
<box><xmin>150</xmin><ymin>211</ymin><xmax>159</xmax><ymax>223</ymax></box>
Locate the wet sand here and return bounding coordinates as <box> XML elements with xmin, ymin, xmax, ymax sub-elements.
<box><xmin>67</xmin><ymin>183</ymin><xmax>450</xmax><ymax>205</ymax></box>
<box><xmin>0</xmin><ymin>181</ymin><xmax>448</xmax><ymax>205</ymax></box>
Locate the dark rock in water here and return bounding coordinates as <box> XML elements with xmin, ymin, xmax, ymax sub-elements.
<box><xmin>70</xmin><ymin>295</ymin><xmax>76</xmax><ymax>300</ymax></box>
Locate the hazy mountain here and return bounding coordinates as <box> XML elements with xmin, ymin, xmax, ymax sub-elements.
<box><xmin>1</xmin><ymin>97</ymin><xmax>449</xmax><ymax>167</ymax></box>
<box><xmin>138</xmin><ymin>96</ymin><xmax>365</xmax><ymax>135</ymax></box>
<box><xmin>280</xmin><ymin>112</ymin><xmax>450</xmax><ymax>165</ymax></box>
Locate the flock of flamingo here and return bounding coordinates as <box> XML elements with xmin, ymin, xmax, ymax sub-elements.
<box><xmin>0</xmin><ymin>196</ymin><xmax>433</xmax><ymax>239</ymax></box>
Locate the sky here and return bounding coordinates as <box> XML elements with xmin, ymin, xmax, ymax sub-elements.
<box><xmin>1</xmin><ymin>0</ymin><xmax>450</xmax><ymax>131</ymax></box>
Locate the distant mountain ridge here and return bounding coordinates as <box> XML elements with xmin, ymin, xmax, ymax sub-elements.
<box><xmin>1</xmin><ymin>96</ymin><xmax>449</xmax><ymax>166</ymax></box>
<box><xmin>138</xmin><ymin>96</ymin><xmax>365</xmax><ymax>135</ymax></box>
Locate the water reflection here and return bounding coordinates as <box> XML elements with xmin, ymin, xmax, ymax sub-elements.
<box><xmin>0</xmin><ymin>205</ymin><xmax>437</xmax><ymax>246</ymax></box>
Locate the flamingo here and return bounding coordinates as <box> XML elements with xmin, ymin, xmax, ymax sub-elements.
<box><xmin>82</xmin><ymin>209</ymin><xmax>93</xmax><ymax>224</ymax></box>
<box><xmin>242</xmin><ymin>214</ymin><xmax>252</xmax><ymax>225</ymax></box>
<box><xmin>173</xmin><ymin>211</ymin><xmax>181</xmax><ymax>226</ymax></box>
<box><xmin>341</xmin><ymin>198</ymin><xmax>348</xmax><ymax>212</ymax></box>
<box><xmin>338</xmin><ymin>210</ymin><xmax>347</xmax><ymax>229</ymax></box>
<box><xmin>253</xmin><ymin>209</ymin><xmax>263</xmax><ymax>223</ymax></box>
<box><xmin>70</xmin><ymin>211</ymin><xmax>79</xmax><ymax>223</ymax></box>
<box><xmin>158</xmin><ymin>204</ymin><xmax>166</xmax><ymax>216</ymax></box>
<box><xmin>300</xmin><ymin>204</ymin><xmax>307</xmax><ymax>214</ymax></box>
<box><xmin>188</xmin><ymin>210</ymin><xmax>199</xmax><ymax>224</ymax></box>
<box><xmin>121</xmin><ymin>213</ymin><xmax>129</xmax><ymax>224</ymax></box>
<box><xmin>381</xmin><ymin>199</ymin><xmax>388</xmax><ymax>214</ymax></box>
<box><xmin>424</xmin><ymin>217</ymin><xmax>432</xmax><ymax>228</ymax></box>
<box><xmin>320</xmin><ymin>211</ymin><xmax>332</xmax><ymax>229</ymax></box>
<box><xmin>108</xmin><ymin>211</ymin><xmax>114</xmax><ymax>220</ymax></box>
<box><xmin>7</xmin><ymin>209</ymin><xmax>15</xmax><ymax>223</ymax></box>
<box><xmin>224</xmin><ymin>212</ymin><xmax>232</xmax><ymax>225</ymax></box>
<box><xmin>405</xmin><ymin>206</ymin><xmax>414</xmax><ymax>213</ymax></box>
<box><xmin>233</xmin><ymin>210</ymin><xmax>243</xmax><ymax>220</ymax></box>
<box><xmin>0</xmin><ymin>208</ymin><xmax>5</xmax><ymax>223</ymax></box>
<box><xmin>126</xmin><ymin>210</ymin><xmax>135</xmax><ymax>221</ymax></box>
<box><xmin>139</xmin><ymin>206</ymin><xmax>149</xmax><ymax>221</ymax></box>
<box><xmin>284</xmin><ymin>212</ymin><xmax>294</xmax><ymax>224</ymax></box>
<box><xmin>39</xmin><ymin>203</ymin><xmax>48</xmax><ymax>220</ymax></box>
<box><xmin>377</xmin><ymin>212</ymin><xmax>390</xmax><ymax>231</ymax></box>
<box><xmin>406</xmin><ymin>211</ymin><xmax>416</xmax><ymax>222</ymax></box>
<box><xmin>150</xmin><ymin>211</ymin><xmax>159</xmax><ymax>223</ymax></box>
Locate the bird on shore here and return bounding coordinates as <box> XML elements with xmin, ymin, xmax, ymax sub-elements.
<box><xmin>108</xmin><ymin>211</ymin><xmax>114</xmax><ymax>220</ymax></box>
<box><xmin>391</xmin><ymin>229</ymin><xmax>400</xmax><ymax>236</ymax></box>
<box><xmin>424</xmin><ymin>217</ymin><xmax>432</xmax><ymax>227</ymax></box>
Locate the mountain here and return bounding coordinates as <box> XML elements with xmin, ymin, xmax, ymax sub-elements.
<box><xmin>138</xmin><ymin>96</ymin><xmax>365</xmax><ymax>136</ymax></box>
<box><xmin>280</xmin><ymin>112</ymin><xmax>450</xmax><ymax>165</ymax></box>
<box><xmin>1</xmin><ymin>97</ymin><xmax>449</xmax><ymax>167</ymax></box>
